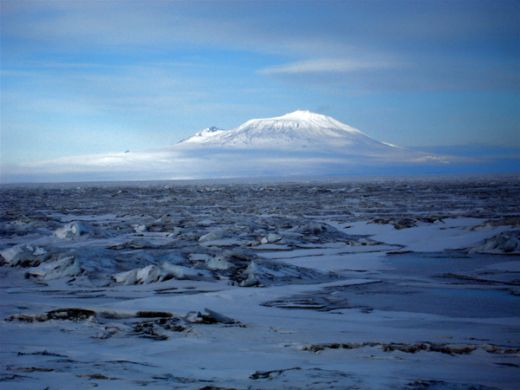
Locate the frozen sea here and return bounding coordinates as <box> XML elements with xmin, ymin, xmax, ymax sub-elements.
<box><xmin>0</xmin><ymin>177</ymin><xmax>519</xmax><ymax>389</ymax></box>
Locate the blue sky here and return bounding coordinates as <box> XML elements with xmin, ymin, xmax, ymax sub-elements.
<box><xmin>1</xmin><ymin>0</ymin><xmax>519</xmax><ymax>166</ymax></box>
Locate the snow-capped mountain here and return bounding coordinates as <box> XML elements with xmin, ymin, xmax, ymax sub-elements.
<box><xmin>4</xmin><ymin>110</ymin><xmax>449</xmax><ymax>182</ymax></box>
<box><xmin>180</xmin><ymin>110</ymin><xmax>397</xmax><ymax>152</ymax></box>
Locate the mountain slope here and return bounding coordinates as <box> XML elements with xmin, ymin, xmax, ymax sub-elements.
<box><xmin>180</xmin><ymin>110</ymin><xmax>397</xmax><ymax>152</ymax></box>
<box><xmin>2</xmin><ymin>110</ymin><xmax>453</xmax><ymax>182</ymax></box>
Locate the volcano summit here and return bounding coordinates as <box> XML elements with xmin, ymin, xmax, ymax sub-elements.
<box><xmin>181</xmin><ymin>110</ymin><xmax>403</xmax><ymax>152</ymax></box>
<box><xmin>4</xmin><ymin>110</ymin><xmax>448</xmax><ymax>182</ymax></box>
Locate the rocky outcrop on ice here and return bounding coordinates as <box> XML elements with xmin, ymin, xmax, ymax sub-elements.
<box><xmin>301</xmin><ymin>341</ymin><xmax>520</xmax><ymax>355</ymax></box>
<box><xmin>6</xmin><ymin>306</ymin><xmax>243</xmax><ymax>342</ymax></box>
<box><xmin>370</xmin><ymin>216</ymin><xmax>445</xmax><ymax>230</ymax></box>
<box><xmin>131</xmin><ymin>317</ymin><xmax>188</xmax><ymax>340</ymax></box>
<box><xmin>6</xmin><ymin>308</ymin><xmax>96</xmax><ymax>323</ymax></box>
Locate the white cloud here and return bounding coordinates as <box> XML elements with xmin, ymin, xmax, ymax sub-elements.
<box><xmin>260</xmin><ymin>58</ymin><xmax>405</xmax><ymax>75</ymax></box>
<box><xmin>2</xmin><ymin>140</ymin><xmax>447</xmax><ymax>183</ymax></box>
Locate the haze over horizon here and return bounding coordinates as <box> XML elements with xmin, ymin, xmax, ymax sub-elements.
<box><xmin>1</xmin><ymin>0</ymin><xmax>519</xmax><ymax>181</ymax></box>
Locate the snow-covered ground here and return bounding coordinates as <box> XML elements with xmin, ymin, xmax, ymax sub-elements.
<box><xmin>1</xmin><ymin>178</ymin><xmax>519</xmax><ymax>389</ymax></box>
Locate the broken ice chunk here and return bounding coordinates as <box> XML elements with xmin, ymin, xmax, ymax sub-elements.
<box><xmin>469</xmin><ymin>231</ymin><xmax>520</xmax><ymax>254</ymax></box>
<box><xmin>205</xmin><ymin>256</ymin><xmax>232</xmax><ymax>270</ymax></box>
<box><xmin>132</xmin><ymin>224</ymin><xmax>147</xmax><ymax>233</ymax></box>
<box><xmin>0</xmin><ymin>244</ymin><xmax>46</xmax><ymax>267</ymax></box>
<box><xmin>240</xmin><ymin>261</ymin><xmax>261</xmax><ymax>287</ymax></box>
<box><xmin>185</xmin><ymin>308</ymin><xmax>243</xmax><ymax>326</ymax></box>
<box><xmin>198</xmin><ymin>229</ymin><xmax>226</xmax><ymax>242</ymax></box>
<box><xmin>113</xmin><ymin>268</ymin><xmax>139</xmax><ymax>285</ymax></box>
<box><xmin>25</xmin><ymin>256</ymin><xmax>82</xmax><ymax>280</ymax></box>
<box><xmin>160</xmin><ymin>262</ymin><xmax>211</xmax><ymax>279</ymax></box>
<box><xmin>54</xmin><ymin>221</ymin><xmax>92</xmax><ymax>239</ymax></box>
<box><xmin>113</xmin><ymin>262</ymin><xmax>211</xmax><ymax>285</ymax></box>
<box><xmin>260</xmin><ymin>233</ymin><xmax>282</xmax><ymax>244</ymax></box>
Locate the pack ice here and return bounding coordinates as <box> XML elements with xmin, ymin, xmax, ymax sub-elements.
<box><xmin>1</xmin><ymin>178</ymin><xmax>519</xmax><ymax>389</ymax></box>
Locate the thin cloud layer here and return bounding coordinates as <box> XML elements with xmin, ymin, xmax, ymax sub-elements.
<box><xmin>260</xmin><ymin>58</ymin><xmax>406</xmax><ymax>75</ymax></box>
